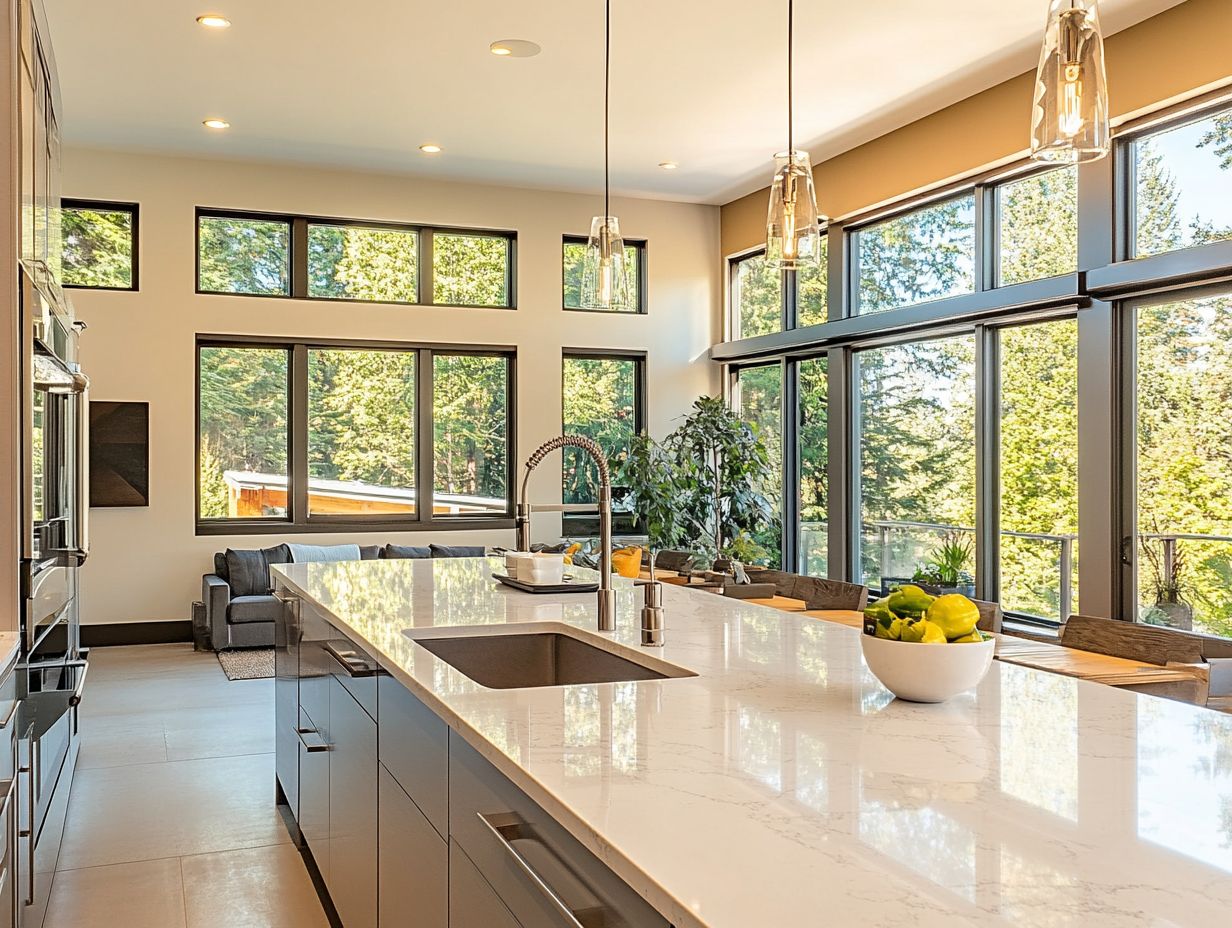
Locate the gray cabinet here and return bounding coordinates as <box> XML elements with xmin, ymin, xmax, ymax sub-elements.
<box><xmin>273</xmin><ymin>589</ymin><xmax>300</xmax><ymax>816</ymax></box>
<box><xmin>378</xmin><ymin>675</ymin><xmax>448</xmax><ymax>839</ymax></box>
<box><xmin>327</xmin><ymin>676</ymin><xmax>377</xmax><ymax>928</ymax></box>
<box><xmin>449</xmin><ymin>839</ymin><xmax>521</xmax><ymax>928</ymax></box>
<box><xmin>379</xmin><ymin>764</ymin><xmax>446</xmax><ymax>928</ymax></box>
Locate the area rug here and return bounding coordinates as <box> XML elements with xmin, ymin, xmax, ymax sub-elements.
<box><xmin>217</xmin><ymin>648</ymin><xmax>275</xmax><ymax>681</ymax></box>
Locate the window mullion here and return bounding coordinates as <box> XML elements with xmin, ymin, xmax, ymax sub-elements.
<box><xmin>417</xmin><ymin>348</ymin><xmax>435</xmax><ymax>524</ymax></box>
<box><xmin>290</xmin><ymin>218</ymin><xmax>308</xmax><ymax>298</ymax></box>
<box><xmin>782</xmin><ymin>358</ymin><xmax>800</xmax><ymax>571</ymax></box>
<box><xmin>974</xmin><ymin>325</ymin><xmax>1000</xmax><ymax>603</ymax></box>
<box><xmin>420</xmin><ymin>228</ymin><xmax>435</xmax><ymax>306</ymax></box>
<box><xmin>290</xmin><ymin>344</ymin><xmax>309</xmax><ymax>523</ymax></box>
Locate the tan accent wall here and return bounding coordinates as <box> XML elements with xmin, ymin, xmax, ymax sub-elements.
<box><xmin>721</xmin><ymin>0</ymin><xmax>1232</xmax><ymax>256</ymax></box>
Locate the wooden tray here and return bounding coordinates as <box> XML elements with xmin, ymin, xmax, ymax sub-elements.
<box><xmin>493</xmin><ymin>573</ymin><xmax>599</xmax><ymax>594</ymax></box>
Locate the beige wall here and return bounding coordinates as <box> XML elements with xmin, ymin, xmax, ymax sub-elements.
<box><xmin>721</xmin><ymin>0</ymin><xmax>1232</xmax><ymax>255</ymax></box>
<box><xmin>64</xmin><ymin>149</ymin><xmax>721</xmax><ymax>626</ymax></box>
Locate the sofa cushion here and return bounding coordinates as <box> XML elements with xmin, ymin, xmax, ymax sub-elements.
<box><xmin>385</xmin><ymin>543</ymin><xmax>432</xmax><ymax>559</ymax></box>
<box><xmin>287</xmin><ymin>543</ymin><xmax>361</xmax><ymax>563</ymax></box>
<box><xmin>359</xmin><ymin>544</ymin><xmax>383</xmax><ymax>560</ymax></box>
<box><xmin>430</xmin><ymin>544</ymin><xmax>486</xmax><ymax>558</ymax></box>
<box><xmin>224</xmin><ymin>545</ymin><xmax>290</xmax><ymax>597</ymax></box>
<box><xmin>227</xmin><ymin>595</ymin><xmax>282</xmax><ymax>624</ymax></box>
<box><xmin>213</xmin><ymin>553</ymin><xmax>228</xmax><ymax>581</ymax></box>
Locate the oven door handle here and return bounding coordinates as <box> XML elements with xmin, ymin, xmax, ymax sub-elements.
<box><xmin>74</xmin><ymin>380</ymin><xmax>89</xmax><ymax>564</ymax></box>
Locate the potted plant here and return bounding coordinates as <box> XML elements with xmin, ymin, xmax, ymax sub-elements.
<box><xmin>615</xmin><ymin>396</ymin><xmax>774</xmax><ymax>574</ymax></box>
<box><xmin>1140</xmin><ymin>536</ymin><xmax>1193</xmax><ymax>630</ymax></box>
<box><xmin>910</xmin><ymin>532</ymin><xmax>976</xmax><ymax>598</ymax></box>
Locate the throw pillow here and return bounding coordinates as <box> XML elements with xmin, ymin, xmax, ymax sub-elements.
<box><xmin>384</xmin><ymin>544</ymin><xmax>432</xmax><ymax>559</ymax></box>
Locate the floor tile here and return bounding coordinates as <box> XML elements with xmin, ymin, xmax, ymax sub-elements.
<box><xmin>43</xmin><ymin>857</ymin><xmax>187</xmax><ymax>928</ymax></box>
<box><xmin>58</xmin><ymin>752</ymin><xmax>288</xmax><ymax>870</ymax></box>
<box><xmin>77</xmin><ymin>723</ymin><xmax>168</xmax><ymax>770</ymax></box>
<box><xmin>163</xmin><ymin>703</ymin><xmax>274</xmax><ymax>762</ymax></box>
<box><xmin>181</xmin><ymin>844</ymin><xmax>330</xmax><ymax>928</ymax></box>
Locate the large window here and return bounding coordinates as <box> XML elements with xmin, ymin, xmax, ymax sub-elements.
<box><xmin>197</xmin><ymin>338</ymin><xmax>514</xmax><ymax>530</ymax></box>
<box><xmin>1131</xmin><ymin>104</ymin><xmax>1232</xmax><ymax>258</ymax></box>
<box><xmin>856</xmin><ymin>335</ymin><xmax>976</xmax><ymax>593</ymax></box>
<box><xmin>562</xmin><ymin>237</ymin><xmax>646</xmax><ymax>313</ymax></box>
<box><xmin>198</xmin><ymin>214</ymin><xmax>291</xmax><ymax>296</ymax></box>
<box><xmin>196</xmin><ymin>209</ymin><xmax>516</xmax><ymax>307</ymax></box>
<box><xmin>61</xmin><ymin>199</ymin><xmax>138</xmax><ymax>290</ymax></box>
<box><xmin>729</xmin><ymin>237</ymin><xmax>828</xmax><ymax>339</ymax></box>
<box><xmin>307</xmin><ymin>349</ymin><xmax>417</xmax><ymax>516</ymax></box>
<box><xmin>307</xmin><ymin>224</ymin><xmax>418</xmax><ymax>302</ymax></box>
<box><xmin>854</xmin><ymin>194</ymin><xmax>976</xmax><ymax>313</ymax></box>
<box><xmin>561</xmin><ymin>353</ymin><xmax>644</xmax><ymax>504</ymax></box>
<box><xmin>798</xmin><ymin>356</ymin><xmax>828</xmax><ymax>575</ymax></box>
<box><xmin>1131</xmin><ymin>288</ymin><xmax>1232</xmax><ymax>639</ymax></box>
<box><xmin>996</xmin><ymin>166</ymin><xmax>1078</xmax><ymax>286</ymax></box>
<box><xmin>432</xmin><ymin>354</ymin><xmax>512</xmax><ymax>515</ymax></box>
<box><xmin>734</xmin><ymin>364</ymin><xmax>783</xmax><ymax>567</ymax></box>
<box><xmin>998</xmin><ymin>319</ymin><xmax>1079</xmax><ymax>622</ymax></box>
<box><xmin>198</xmin><ymin>345</ymin><xmax>290</xmax><ymax>519</ymax></box>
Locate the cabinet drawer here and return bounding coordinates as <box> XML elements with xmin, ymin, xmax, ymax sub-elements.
<box><xmin>378</xmin><ymin>763</ymin><xmax>446</xmax><ymax>928</ymax></box>
<box><xmin>449</xmin><ymin>838</ymin><xmax>521</xmax><ymax>928</ymax></box>
<box><xmin>325</xmin><ymin>632</ymin><xmax>379</xmax><ymax>722</ymax></box>
<box><xmin>299</xmin><ymin>603</ymin><xmax>334</xmax><ymax>729</ymax></box>
<box><xmin>450</xmin><ymin>736</ymin><xmax>669</xmax><ymax>928</ymax></box>
<box><xmin>378</xmin><ymin>676</ymin><xmax>448</xmax><ymax>839</ymax></box>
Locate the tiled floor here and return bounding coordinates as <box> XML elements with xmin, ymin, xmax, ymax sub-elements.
<box><xmin>44</xmin><ymin>643</ymin><xmax>330</xmax><ymax>928</ymax></box>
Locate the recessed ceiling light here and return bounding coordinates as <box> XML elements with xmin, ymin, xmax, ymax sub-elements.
<box><xmin>419</xmin><ymin>143</ymin><xmax>442</xmax><ymax>154</ymax></box>
<box><xmin>659</xmin><ymin>161</ymin><xmax>679</xmax><ymax>170</ymax></box>
<box><xmin>489</xmin><ymin>39</ymin><xmax>541</xmax><ymax>58</ymax></box>
<box><xmin>202</xmin><ymin>118</ymin><xmax>230</xmax><ymax>130</ymax></box>
<box><xmin>196</xmin><ymin>14</ymin><xmax>231</xmax><ymax>28</ymax></box>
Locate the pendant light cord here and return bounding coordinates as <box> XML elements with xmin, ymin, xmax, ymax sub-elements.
<box><xmin>604</xmin><ymin>0</ymin><xmax>611</xmax><ymax>221</ymax></box>
<box><xmin>787</xmin><ymin>0</ymin><xmax>793</xmax><ymax>168</ymax></box>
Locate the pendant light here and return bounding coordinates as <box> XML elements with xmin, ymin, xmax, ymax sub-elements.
<box><xmin>765</xmin><ymin>0</ymin><xmax>821</xmax><ymax>270</ymax></box>
<box><xmin>580</xmin><ymin>0</ymin><xmax>631</xmax><ymax>310</ymax></box>
<box><xmin>1030</xmin><ymin>0</ymin><xmax>1110</xmax><ymax>163</ymax></box>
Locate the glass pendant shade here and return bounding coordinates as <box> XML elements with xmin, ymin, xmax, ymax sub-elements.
<box><xmin>1030</xmin><ymin>0</ymin><xmax>1109</xmax><ymax>163</ymax></box>
<box><xmin>766</xmin><ymin>150</ymin><xmax>822</xmax><ymax>270</ymax></box>
<box><xmin>580</xmin><ymin>215</ymin><xmax>632</xmax><ymax>310</ymax></box>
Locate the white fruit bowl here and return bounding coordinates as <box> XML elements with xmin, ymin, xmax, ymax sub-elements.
<box><xmin>860</xmin><ymin>634</ymin><xmax>996</xmax><ymax>703</ymax></box>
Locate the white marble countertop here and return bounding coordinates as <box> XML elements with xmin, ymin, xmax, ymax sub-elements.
<box><xmin>273</xmin><ymin>557</ymin><xmax>1232</xmax><ymax>928</ymax></box>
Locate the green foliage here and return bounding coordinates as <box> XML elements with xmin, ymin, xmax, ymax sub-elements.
<box><xmin>857</xmin><ymin>195</ymin><xmax>975</xmax><ymax>312</ymax></box>
<box><xmin>433</xmin><ymin>233</ymin><xmax>508</xmax><ymax>306</ymax></box>
<box><xmin>198</xmin><ymin>217</ymin><xmax>289</xmax><ymax>295</ymax></box>
<box><xmin>308</xmin><ymin>225</ymin><xmax>418</xmax><ymax>302</ymax></box>
<box><xmin>912</xmin><ymin>532</ymin><xmax>974</xmax><ymax>587</ymax></box>
<box><xmin>617</xmin><ymin>396</ymin><xmax>774</xmax><ymax>565</ymax></box>
<box><xmin>198</xmin><ymin>436</ymin><xmax>230</xmax><ymax>517</ymax></box>
<box><xmin>562</xmin><ymin>357</ymin><xmax>638</xmax><ymax>504</ymax></box>
<box><xmin>733</xmin><ymin>253</ymin><xmax>781</xmax><ymax>337</ymax></box>
<box><xmin>432</xmin><ymin>355</ymin><xmax>508</xmax><ymax>501</ymax></box>
<box><xmin>62</xmin><ymin>206</ymin><xmax>132</xmax><ymax>287</ymax></box>
<box><xmin>563</xmin><ymin>241</ymin><xmax>640</xmax><ymax>311</ymax></box>
<box><xmin>735</xmin><ymin>365</ymin><xmax>783</xmax><ymax>567</ymax></box>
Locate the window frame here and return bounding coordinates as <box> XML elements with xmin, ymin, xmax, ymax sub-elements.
<box><xmin>194</xmin><ymin>207</ymin><xmax>518</xmax><ymax>309</ymax></box>
<box><xmin>61</xmin><ymin>198</ymin><xmax>140</xmax><ymax>292</ymax></box>
<box><xmin>195</xmin><ymin>333</ymin><xmax>517</xmax><ymax>535</ymax></box>
<box><xmin>560</xmin><ymin>348</ymin><xmax>648</xmax><ymax>536</ymax></box>
<box><xmin>560</xmin><ymin>235</ymin><xmax>648</xmax><ymax>314</ymax></box>
<box><xmin>726</xmin><ymin>234</ymin><xmax>829</xmax><ymax>340</ymax></box>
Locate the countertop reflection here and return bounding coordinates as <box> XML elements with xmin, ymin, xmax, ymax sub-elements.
<box><xmin>273</xmin><ymin>557</ymin><xmax>1232</xmax><ymax>928</ymax></box>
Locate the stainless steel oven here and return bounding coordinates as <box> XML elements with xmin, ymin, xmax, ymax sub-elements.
<box><xmin>21</xmin><ymin>270</ymin><xmax>87</xmax><ymax>659</ymax></box>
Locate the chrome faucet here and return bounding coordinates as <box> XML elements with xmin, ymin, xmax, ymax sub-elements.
<box><xmin>516</xmin><ymin>435</ymin><xmax>615</xmax><ymax>632</ymax></box>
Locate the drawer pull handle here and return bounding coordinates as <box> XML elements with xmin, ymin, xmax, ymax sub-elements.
<box><xmin>295</xmin><ymin>727</ymin><xmax>330</xmax><ymax>753</ymax></box>
<box><xmin>477</xmin><ymin>811</ymin><xmax>609</xmax><ymax>928</ymax></box>
<box><xmin>323</xmin><ymin>642</ymin><xmax>382</xmax><ymax>678</ymax></box>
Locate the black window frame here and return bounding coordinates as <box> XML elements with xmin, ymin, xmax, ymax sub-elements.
<box><xmin>561</xmin><ymin>234</ymin><xmax>648</xmax><ymax>315</ymax></box>
<box><xmin>560</xmin><ymin>348</ymin><xmax>648</xmax><ymax>537</ymax></box>
<box><xmin>727</xmin><ymin>231</ymin><xmax>829</xmax><ymax>339</ymax></box>
<box><xmin>195</xmin><ymin>334</ymin><xmax>517</xmax><ymax>535</ymax></box>
<box><xmin>195</xmin><ymin>207</ymin><xmax>518</xmax><ymax>309</ymax></box>
<box><xmin>61</xmin><ymin>198</ymin><xmax>140</xmax><ymax>292</ymax></box>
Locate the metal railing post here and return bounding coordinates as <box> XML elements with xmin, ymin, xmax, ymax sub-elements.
<box><xmin>879</xmin><ymin>524</ymin><xmax>890</xmax><ymax>590</ymax></box>
<box><xmin>1059</xmin><ymin>536</ymin><xmax>1074</xmax><ymax>622</ymax></box>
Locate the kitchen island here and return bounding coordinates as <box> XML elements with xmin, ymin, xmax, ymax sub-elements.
<box><xmin>272</xmin><ymin>556</ymin><xmax>1232</xmax><ymax>928</ymax></box>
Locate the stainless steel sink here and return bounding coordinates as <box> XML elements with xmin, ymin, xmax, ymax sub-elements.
<box><xmin>410</xmin><ymin>631</ymin><xmax>695</xmax><ymax>689</ymax></box>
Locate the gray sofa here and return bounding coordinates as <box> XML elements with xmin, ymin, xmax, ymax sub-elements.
<box><xmin>202</xmin><ymin>542</ymin><xmax>487</xmax><ymax>650</ymax></box>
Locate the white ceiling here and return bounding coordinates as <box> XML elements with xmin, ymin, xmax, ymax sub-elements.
<box><xmin>45</xmin><ymin>0</ymin><xmax>1185</xmax><ymax>205</ymax></box>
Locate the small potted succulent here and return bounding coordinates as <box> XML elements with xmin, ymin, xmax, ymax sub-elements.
<box><xmin>911</xmin><ymin>532</ymin><xmax>976</xmax><ymax>598</ymax></box>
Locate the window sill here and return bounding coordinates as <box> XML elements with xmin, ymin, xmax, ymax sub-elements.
<box><xmin>195</xmin><ymin>518</ymin><xmax>515</xmax><ymax>537</ymax></box>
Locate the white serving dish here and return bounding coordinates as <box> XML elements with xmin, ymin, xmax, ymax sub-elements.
<box><xmin>860</xmin><ymin>633</ymin><xmax>995</xmax><ymax>703</ymax></box>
